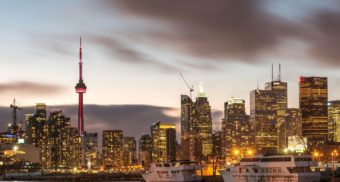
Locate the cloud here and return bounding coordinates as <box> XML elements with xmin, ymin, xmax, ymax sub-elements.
<box><xmin>103</xmin><ymin>0</ymin><xmax>296</xmax><ymax>61</ymax></box>
<box><xmin>98</xmin><ymin>0</ymin><xmax>340</xmax><ymax>67</ymax></box>
<box><xmin>88</xmin><ymin>35</ymin><xmax>181</xmax><ymax>72</ymax></box>
<box><xmin>0</xmin><ymin>81</ymin><xmax>65</xmax><ymax>96</ymax></box>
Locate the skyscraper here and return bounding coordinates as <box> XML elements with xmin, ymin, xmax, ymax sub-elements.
<box><xmin>75</xmin><ymin>38</ymin><xmax>87</xmax><ymax>136</ymax></box>
<box><xmin>83</xmin><ymin>132</ymin><xmax>99</xmax><ymax>168</ymax></box>
<box><xmin>139</xmin><ymin>134</ymin><xmax>152</xmax><ymax>167</ymax></box>
<box><xmin>150</xmin><ymin>121</ymin><xmax>176</xmax><ymax>163</ymax></box>
<box><xmin>212</xmin><ymin>131</ymin><xmax>223</xmax><ymax>160</ymax></box>
<box><xmin>265</xmin><ymin>74</ymin><xmax>288</xmax><ymax>151</ymax></box>
<box><xmin>41</xmin><ymin>111</ymin><xmax>81</xmax><ymax>172</ymax></box>
<box><xmin>250</xmin><ymin>89</ymin><xmax>278</xmax><ymax>154</ymax></box>
<box><xmin>180</xmin><ymin>95</ymin><xmax>195</xmax><ymax>160</ymax></box>
<box><xmin>285</xmin><ymin>108</ymin><xmax>302</xmax><ymax>138</ymax></box>
<box><xmin>328</xmin><ymin>100</ymin><xmax>340</xmax><ymax>143</ymax></box>
<box><xmin>223</xmin><ymin>97</ymin><xmax>254</xmax><ymax>160</ymax></box>
<box><xmin>26</xmin><ymin>103</ymin><xmax>47</xmax><ymax>147</ymax></box>
<box><xmin>299</xmin><ymin>76</ymin><xmax>328</xmax><ymax>148</ymax></box>
<box><xmin>123</xmin><ymin>137</ymin><xmax>137</xmax><ymax>166</ymax></box>
<box><xmin>194</xmin><ymin>83</ymin><xmax>213</xmax><ymax>159</ymax></box>
<box><xmin>102</xmin><ymin>130</ymin><xmax>124</xmax><ymax>169</ymax></box>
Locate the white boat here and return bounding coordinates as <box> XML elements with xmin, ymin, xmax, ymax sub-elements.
<box><xmin>143</xmin><ymin>160</ymin><xmax>203</xmax><ymax>182</ymax></box>
<box><xmin>220</xmin><ymin>155</ymin><xmax>320</xmax><ymax>182</ymax></box>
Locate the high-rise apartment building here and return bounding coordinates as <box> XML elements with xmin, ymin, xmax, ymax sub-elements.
<box><xmin>299</xmin><ymin>76</ymin><xmax>328</xmax><ymax>148</ymax></box>
<box><xmin>123</xmin><ymin>137</ymin><xmax>137</xmax><ymax>166</ymax></box>
<box><xmin>41</xmin><ymin>111</ymin><xmax>81</xmax><ymax>172</ymax></box>
<box><xmin>223</xmin><ymin>98</ymin><xmax>254</xmax><ymax>159</ymax></box>
<box><xmin>194</xmin><ymin>83</ymin><xmax>213</xmax><ymax>159</ymax></box>
<box><xmin>151</xmin><ymin>121</ymin><xmax>176</xmax><ymax>163</ymax></box>
<box><xmin>328</xmin><ymin>100</ymin><xmax>340</xmax><ymax>143</ymax></box>
<box><xmin>102</xmin><ymin>130</ymin><xmax>124</xmax><ymax>169</ymax></box>
<box><xmin>26</xmin><ymin>103</ymin><xmax>47</xmax><ymax>147</ymax></box>
<box><xmin>212</xmin><ymin>131</ymin><xmax>223</xmax><ymax>160</ymax></box>
<box><xmin>83</xmin><ymin>132</ymin><xmax>99</xmax><ymax>168</ymax></box>
<box><xmin>139</xmin><ymin>134</ymin><xmax>152</xmax><ymax>167</ymax></box>
<box><xmin>250</xmin><ymin>89</ymin><xmax>278</xmax><ymax>154</ymax></box>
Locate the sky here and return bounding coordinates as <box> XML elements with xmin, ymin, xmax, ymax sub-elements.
<box><xmin>1</xmin><ymin>0</ymin><xmax>340</xmax><ymax>138</ymax></box>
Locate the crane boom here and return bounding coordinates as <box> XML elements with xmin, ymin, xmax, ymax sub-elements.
<box><xmin>179</xmin><ymin>72</ymin><xmax>194</xmax><ymax>99</ymax></box>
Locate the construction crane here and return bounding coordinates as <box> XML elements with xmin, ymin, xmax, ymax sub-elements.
<box><xmin>10</xmin><ymin>98</ymin><xmax>22</xmax><ymax>127</ymax></box>
<box><xmin>179</xmin><ymin>72</ymin><xmax>194</xmax><ymax>99</ymax></box>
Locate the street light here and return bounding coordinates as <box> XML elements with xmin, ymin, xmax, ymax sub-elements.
<box><xmin>13</xmin><ymin>145</ymin><xmax>18</xmax><ymax>154</ymax></box>
<box><xmin>247</xmin><ymin>149</ymin><xmax>254</xmax><ymax>156</ymax></box>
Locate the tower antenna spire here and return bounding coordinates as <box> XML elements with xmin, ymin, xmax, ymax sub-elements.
<box><xmin>75</xmin><ymin>37</ymin><xmax>87</xmax><ymax>136</ymax></box>
<box><xmin>279</xmin><ymin>63</ymin><xmax>281</xmax><ymax>81</ymax></box>
<box><xmin>271</xmin><ymin>63</ymin><xmax>274</xmax><ymax>82</ymax></box>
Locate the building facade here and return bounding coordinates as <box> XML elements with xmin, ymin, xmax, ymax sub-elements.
<box><xmin>123</xmin><ymin>137</ymin><xmax>137</xmax><ymax>166</ymax></box>
<box><xmin>299</xmin><ymin>76</ymin><xmax>328</xmax><ymax>148</ymax></box>
<box><xmin>83</xmin><ymin>132</ymin><xmax>99</xmax><ymax>168</ymax></box>
<box><xmin>41</xmin><ymin>111</ymin><xmax>81</xmax><ymax>172</ymax></box>
<box><xmin>223</xmin><ymin>98</ymin><xmax>254</xmax><ymax>160</ymax></box>
<box><xmin>328</xmin><ymin>100</ymin><xmax>340</xmax><ymax>143</ymax></box>
<box><xmin>25</xmin><ymin>103</ymin><xmax>47</xmax><ymax>147</ymax></box>
<box><xmin>139</xmin><ymin>134</ymin><xmax>152</xmax><ymax>167</ymax></box>
<box><xmin>102</xmin><ymin>130</ymin><xmax>124</xmax><ymax>169</ymax></box>
<box><xmin>151</xmin><ymin>121</ymin><xmax>176</xmax><ymax>163</ymax></box>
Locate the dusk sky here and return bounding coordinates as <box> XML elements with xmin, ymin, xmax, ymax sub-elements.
<box><xmin>1</xmin><ymin>1</ymin><xmax>340</xmax><ymax>136</ymax></box>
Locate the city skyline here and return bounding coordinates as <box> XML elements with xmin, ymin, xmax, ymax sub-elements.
<box><xmin>0</xmin><ymin>1</ymin><xmax>340</xmax><ymax>179</ymax></box>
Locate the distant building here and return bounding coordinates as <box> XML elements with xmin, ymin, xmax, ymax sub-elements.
<box><xmin>194</xmin><ymin>83</ymin><xmax>213</xmax><ymax>160</ymax></box>
<box><xmin>223</xmin><ymin>97</ymin><xmax>254</xmax><ymax>160</ymax></box>
<box><xmin>25</xmin><ymin>103</ymin><xmax>47</xmax><ymax>147</ymax></box>
<box><xmin>123</xmin><ymin>137</ymin><xmax>137</xmax><ymax>166</ymax></box>
<box><xmin>151</xmin><ymin>121</ymin><xmax>176</xmax><ymax>163</ymax></box>
<box><xmin>285</xmin><ymin>108</ymin><xmax>302</xmax><ymax>138</ymax></box>
<box><xmin>83</xmin><ymin>132</ymin><xmax>99</xmax><ymax>168</ymax></box>
<box><xmin>328</xmin><ymin>100</ymin><xmax>340</xmax><ymax>143</ymax></box>
<box><xmin>180</xmin><ymin>95</ymin><xmax>196</xmax><ymax>161</ymax></box>
<box><xmin>139</xmin><ymin>134</ymin><xmax>152</xmax><ymax>167</ymax></box>
<box><xmin>212</xmin><ymin>131</ymin><xmax>223</xmax><ymax>160</ymax></box>
<box><xmin>102</xmin><ymin>130</ymin><xmax>124</xmax><ymax>169</ymax></box>
<box><xmin>41</xmin><ymin>111</ymin><xmax>81</xmax><ymax>172</ymax></box>
<box><xmin>299</xmin><ymin>76</ymin><xmax>328</xmax><ymax>148</ymax></box>
<box><xmin>250</xmin><ymin>89</ymin><xmax>279</xmax><ymax>154</ymax></box>
<box><xmin>265</xmin><ymin>79</ymin><xmax>288</xmax><ymax>151</ymax></box>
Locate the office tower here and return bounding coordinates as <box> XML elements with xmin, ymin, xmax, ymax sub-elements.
<box><xmin>151</xmin><ymin>121</ymin><xmax>176</xmax><ymax>163</ymax></box>
<box><xmin>41</xmin><ymin>111</ymin><xmax>81</xmax><ymax>172</ymax></box>
<box><xmin>265</xmin><ymin>65</ymin><xmax>288</xmax><ymax>151</ymax></box>
<box><xmin>285</xmin><ymin>108</ymin><xmax>302</xmax><ymax>138</ymax></box>
<box><xmin>139</xmin><ymin>134</ymin><xmax>152</xmax><ymax>167</ymax></box>
<box><xmin>26</xmin><ymin>103</ymin><xmax>47</xmax><ymax>147</ymax></box>
<box><xmin>102</xmin><ymin>130</ymin><xmax>124</xmax><ymax>169</ymax></box>
<box><xmin>194</xmin><ymin>83</ymin><xmax>213</xmax><ymax>159</ymax></box>
<box><xmin>250</xmin><ymin>89</ymin><xmax>278</xmax><ymax>154</ymax></box>
<box><xmin>212</xmin><ymin>131</ymin><xmax>223</xmax><ymax>160</ymax></box>
<box><xmin>299</xmin><ymin>76</ymin><xmax>328</xmax><ymax>148</ymax></box>
<box><xmin>223</xmin><ymin>97</ymin><xmax>254</xmax><ymax>160</ymax></box>
<box><xmin>83</xmin><ymin>132</ymin><xmax>99</xmax><ymax>168</ymax></box>
<box><xmin>328</xmin><ymin>101</ymin><xmax>340</xmax><ymax>143</ymax></box>
<box><xmin>180</xmin><ymin>95</ymin><xmax>195</xmax><ymax>160</ymax></box>
<box><xmin>75</xmin><ymin>38</ymin><xmax>87</xmax><ymax>136</ymax></box>
<box><xmin>123</xmin><ymin>137</ymin><xmax>137</xmax><ymax>166</ymax></box>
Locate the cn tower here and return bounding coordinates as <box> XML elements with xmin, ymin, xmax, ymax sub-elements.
<box><xmin>75</xmin><ymin>37</ymin><xmax>87</xmax><ymax>136</ymax></box>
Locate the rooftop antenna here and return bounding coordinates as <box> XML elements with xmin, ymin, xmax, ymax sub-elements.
<box><xmin>271</xmin><ymin>63</ymin><xmax>274</xmax><ymax>82</ymax></box>
<box><xmin>278</xmin><ymin>63</ymin><xmax>281</xmax><ymax>81</ymax></box>
<box><xmin>10</xmin><ymin>98</ymin><xmax>22</xmax><ymax>127</ymax></box>
<box><xmin>179</xmin><ymin>72</ymin><xmax>194</xmax><ymax>99</ymax></box>
<box><xmin>257</xmin><ymin>77</ymin><xmax>259</xmax><ymax>92</ymax></box>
